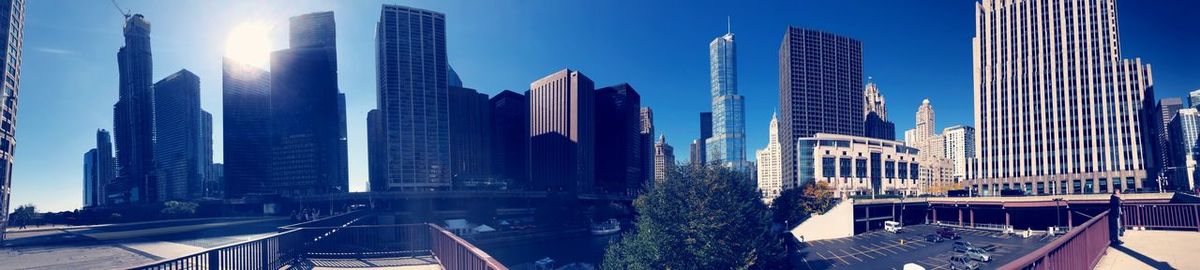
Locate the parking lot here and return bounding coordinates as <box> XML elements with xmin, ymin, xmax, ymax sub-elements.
<box><xmin>796</xmin><ymin>224</ymin><xmax>1057</xmax><ymax>270</ymax></box>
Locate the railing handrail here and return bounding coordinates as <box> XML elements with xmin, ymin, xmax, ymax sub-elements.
<box><xmin>278</xmin><ymin>210</ymin><xmax>366</xmax><ymax>230</ymax></box>
<box><xmin>427</xmin><ymin>223</ymin><xmax>509</xmax><ymax>270</ymax></box>
<box><xmin>999</xmin><ymin>210</ymin><xmax>1109</xmax><ymax>270</ymax></box>
<box><xmin>125</xmin><ymin>227</ymin><xmax>304</xmax><ymax>269</ymax></box>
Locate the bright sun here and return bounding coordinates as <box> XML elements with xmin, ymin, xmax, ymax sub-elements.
<box><xmin>225</xmin><ymin>22</ymin><xmax>272</xmax><ymax>69</ymax></box>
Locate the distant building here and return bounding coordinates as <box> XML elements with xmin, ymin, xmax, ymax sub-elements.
<box><xmin>942</xmin><ymin>125</ymin><xmax>975</xmax><ymax>181</ymax></box>
<box><xmin>972</xmin><ymin>0</ymin><xmax>1154</xmax><ymax>195</ymax></box>
<box><xmin>778</xmin><ymin>27</ymin><xmax>864</xmax><ymax>191</ymax></box>
<box><xmin>797</xmin><ymin>133</ymin><xmax>922</xmax><ymax>198</ymax></box>
<box><xmin>595</xmin><ymin>84</ymin><xmax>644</xmax><ymax>195</ymax></box>
<box><xmin>692</xmin><ymin>112</ymin><xmax>712</xmax><ymax>166</ymax></box>
<box><xmin>489</xmin><ymin>91</ymin><xmax>530</xmax><ymax>189</ymax></box>
<box><xmin>1152</xmin><ymin>98</ymin><xmax>1185</xmax><ymax>187</ymax></box>
<box><xmin>1189</xmin><ymin>90</ymin><xmax>1200</xmax><ymax>108</ymax></box>
<box><xmin>705</xmin><ymin>28</ymin><xmax>749</xmax><ymax>171</ymax></box>
<box><xmin>209</xmin><ymin>163</ymin><xmax>224</xmax><ymax>198</ymax></box>
<box><xmin>863</xmin><ymin>82</ymin><xmax>895</xmax><ymax>140</ymax></box>
<box><xmin>222</xmin><ymin>58</ymin><xmax>272</xmax><ymax>197</ymax></box>
<box><xmin>112</xmin><ymin>14</ymin><xmax>156</xmax><ymax>204</ymax></box>
<box><xmin>903</xmin><ymin>99</ymin><xmax>954</xmax><ymax>194</ymax></box>
<box><xmin>375</xmin><ymin>5</ymin><xmax>450</xmax><ymax>191</ymax></box>
<box><xmin>83</xmin><ymin>149</ymin><xmax>99</xmax><ymax>207</ymax></box>
<box><xmin>154</xmin><ymin>70</ymin><xmax>205</xmax><ymax>201</ymax></box>
<box><xmin>200</xmin><ymin>111</ymin><xmax>213</xmax><ymax>198</ymax></box>
<box><xmin>1168</xmin><ymin>108</ymin><xmax>1200</xmax><ymax>191</ymax></box>
<box><xmin>449</xmin><ymin>86</ymin><xmax>493</xmax><ymax>187</ymax></box>
<box><xmin>640</xmin><ymin>107</ymin><xmax>655</xmax><ymax>185</ymax></box>
<box><xmin>755</xmin><ymin>113</ymin><xmax>782</xmax><ymax>204</ymax></box>
<box><xmin>367</xmin><ymin>109</ymin><xmax>385</xmax><ymax>192</ymax></box>
<box><xmin>95</xmin><ymin>130</ymin><xmax>115</xmax><ymax>206</ymax></box>
<box><xmin>0</xmin><ymin>0</ymin><xmax>23</xmax><ymax>243</ymax></box>
<box><xmin>270</xmin><ymin>11</ymin><xmax>347</xmax><ymax>196</ymax></box>
<box><xmin>654</xmin><ymin>135</ymin><xmax>675</xmax><ymax>183</ymax></box>
<box><xmin>530</xmin><ymin>69</ymin><xmax>594</xmax><ymax>193</ymax></box>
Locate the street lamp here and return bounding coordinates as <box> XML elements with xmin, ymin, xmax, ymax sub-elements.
<box><xmin>1053</xmin><ymin>198</ymin><xmax>1063</xmax><ymax>234</ymax></box>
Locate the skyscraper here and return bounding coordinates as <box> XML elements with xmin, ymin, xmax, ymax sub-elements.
<box><xmin>1168</xmin><ymin>109</ymin><xmax>1200</xmax><ymax>191</ymax></box>
<box><xmin>490</xmin><ymin>90</ymin><xmax>530</xmax><ymax>189</ymax></box>
<box><xmin>530</xmin><ymin>69</ymin><xmax>594</xmax><ymax>193</ymax></box>
<box><xmin>95</xmin><ymin>129</ymin><xmax>115</xmax><ymax>205</ymax></box>
<box><xmin>863</xmin><ymin>82</ymin><xmax>895</xmax><ymax>140</ymax></box>
<box><xmin>755</xmin><ymin>113</ymin><xmax>782</xmax><ymax>203</ymax></box>
<box><xmin>367</xmin><ymin>109</ymin><xmax>386</xmax><ymax>191</ymax></box>
<box><xmin>706</xmin><ymin>27</ymin><xmax>748</xmax><ymax>171</ymax></box>
<box><xmin>448</xmin><ymin>86</ymin><xmax>493</xmax><ymax>186</ymax></box>
<box><xmin>654</xmin><ymin>135</ymin><xmax>675</xmax><ymax>183</ymax></box>
<box><xmin>0</xmin><ymin>0</ymin><xmax>23</xmax><ymax>243</ymax></box>
<box><xmin>112</xmin><ymin>14</ymin><xmax>156</xmax><ymax>204</ymax></box>
<box><xmin>1189</xmin><ymin>90</ymin><xmax>1200</xmax><ymax>108</ymax></box>
<box><xmin>972</xmin><ymin>0</ymin><xmax>1154</xmax><ymax>195</ymax></box>
<box><xmin>778</xmin><ymin>27</ymin><xmax>864</xmax><ymax>190</ymax></box>
<box><xmin>1153</xmin><ymin>98</ymin><xmax>1185</xmax><ymax>186</ymax></box>
<box><xmin>943</xmin><ymin>125</ymin><xmax>975</xmax><ymax>181</ymax></box>
<box><xmin>904</xmin><ymin>99</ymin><xmax>954</xmax><ymax>194</ymax></box>
<box><xmin>692</xmin><ymin>112</ymin><xmax>712</xmax><ymax>166</ymax></box>
<box><xmin>595</xmin><ymin>83</ymin><xmax>643</xmax><ymax>195</ymax></box>
<box><xmin>270</xmin><ymin>11</ymin><xmax>347</xmax><ymax>196</ymax></box>
<box><xmin>640</xmin><ymin>107</ymin><xmax>655</xmax><ymax>186</ymax></box>
<box><xmin>200</xmin><ymin>111</ymin><xmax>213</xmax><ymax>198</ymax></box>
<box><xmin>154</xmin><ymin>70</ymin><xmax>204</xmax><ymax>201</ymax></box>
<box><xmin>376</xmin><ymin>5</ymin><xmax>450</xmax><ymax>191</ymax></box>
<box><xmin>83</xmin><ymin>149</ymin><xmax>99</xmax><ymax>207</ymax></box>
<box><xmin>335</xmin><ymin>93</ymin><xmax>349</xmax><ymax>193</ymax></box>
<box><xmin>222</xmin><ymin>58</ymin><xmax>271</xmax><ymax>197</ymax></box>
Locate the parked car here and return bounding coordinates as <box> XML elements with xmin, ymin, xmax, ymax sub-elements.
<box><xmin>902</xmin><ymin>263</ymin><xmax>927</xmax><ymax>270</ymax></box>
<box><xmin>952</xmin><ymin>241</ymin><xmax>977</xmax><ymax>252</ymax></box>
<box><xmin>924</xmin><ymin>234</ymin><xmax>944</xmax><ymax>243</ymax></box>
<box><xmin>937</xmin><ymin>227</ymin><xmax>960</xmax><ymax>239</ymax></box>
<box><xmin>949</xmin><ymin>255</ymin><xmax>980</xmax><ymax>270</ymax></box>
<box><xmin>965</xmin><ymin>247</ymin><xmax>991</xmax><ymax>262</ymax></box>
<box><xmin>885</xmin><ymin>221</ymin><xmax>904</xmax><ymax>233</ymax></box>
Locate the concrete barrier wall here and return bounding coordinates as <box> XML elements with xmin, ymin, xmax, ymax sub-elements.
<box><xmin>791</xmin><ymin>200</ymin><xmax>853</xmax><ymax>242</ymax></box>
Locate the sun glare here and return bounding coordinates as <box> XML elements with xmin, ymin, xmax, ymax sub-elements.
<box><xmin>225</xmin><ymin>22</ymin><xmax>272</xmax><ymax>69</ymax></box>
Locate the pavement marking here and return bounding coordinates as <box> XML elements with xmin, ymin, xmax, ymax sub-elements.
<box><xmin>872</xmin><ymin>243</ymin><xmax>902</xmax><ymax>254</ymax></box>
<box><xmin>863</xmin><ymin>244</ymin><xmax>890</xmax><ymax>257</ymax></box>
<box><xmin>847</xmin><ymin>246</ymin><xmax>875</xmax><ymax>259</ymax></box>
<box><xmin>839</xmin><ymin>249</ymin><xmax>864</xmax><ymax>262</ymax></box>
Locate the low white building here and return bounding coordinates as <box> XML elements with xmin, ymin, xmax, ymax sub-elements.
<box><xmin>796</xmin><ymin>133</ymin><xmax>924</xmax><ymax>198</ymax></box>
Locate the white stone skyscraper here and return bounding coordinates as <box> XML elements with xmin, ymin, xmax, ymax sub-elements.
<box><xmin>755</xmin><ymin>113</ymin><xmax>782</xmax><ymax>204</ymax></box>
<box><xmin>972</xmin><ymin>0</ymin><xmax>1154</xmax><ymax>195</ymax></box>
<box><xmin>654</xmin><ymin>134</ymin><xmax>675</xmax><ymax>183</ymax></box>
<box><xmin>943</xmin><ymin>125</ymin><xmax>975</xmax><ymax>181</ymax></box>
<box><xmin>904</xmin><ymin>99</ymin><xmax>953</xmax><ymax>194</ymax></box>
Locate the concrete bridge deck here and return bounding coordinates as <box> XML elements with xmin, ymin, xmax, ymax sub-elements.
<box><xmin>1096</xmin><ymin>230</ymin><xmax>1200</xmax><ymax>270</ymax></box>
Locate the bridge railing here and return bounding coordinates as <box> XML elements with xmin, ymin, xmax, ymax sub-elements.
<box><xmin>130</xmin><ymin>227</ymin><xmax>308</xmax><ymax>270</ymax></box>
<box><xmin>1121</xmin><ymin>203</ymin><xmax>1200</xmax><ymax>231</ymax></box>
<box><xmin>999</xmin><ymin>210</ymin><xmax>1109</xmax><ymax>270</ymax></box>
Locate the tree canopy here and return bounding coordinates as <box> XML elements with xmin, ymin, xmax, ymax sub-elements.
<box><xmin>603</xmin><ymin>165</ymin><xmax>787</xmax><ymax>269</ymax></box>
<box><xmin>771</xmin><ymin>181</ymin><xmax>836</xmax><ymax>227</ymax></box>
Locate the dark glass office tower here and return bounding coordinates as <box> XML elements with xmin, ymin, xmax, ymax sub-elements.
<box><xmin>778</xmin><ymin>27</ymin><xmax>864</xmax><ymax>190</ymax></box>
<box><xmin>271</xmin><ymin>11</ymin><xmax>347</xmax><ymax>196</ymax></box>
<box><xmin>112</xmin><ymin>14</ymin><xmax>156</xmax><ymax>204</ymax></box>
<box><xmin>449</xmin><ymin>86</ymin><xmax>492</xmax><ymax>187</ymax></box>
<box><xmin>595</xmin><ymin>83</ymin><xmax>643</xmax><ymax>195</ymax></box>
<box><xmin>0</xmin><ymin>0</ymin><xmax>23</xmax><ymax>243</ymax></box>
<box><xmin>200</xmin><ymin>111</ymin><xmax>213</xmax><ymax>198</ymax></box>
<box><xmin>154</xmin><ymin>70</ymin><xmax>204</xmax><ymax>201</ymax></box>
<box><xmin>376</xmin><ymin>5</ymin><xmax>450</xmax><ymax>191</ymax></box>
<box><xmin>367</xmin><ymin>109</ymin><xmax>385</xmax><ymax>191</ymax></box>
<box><xmin>335</xmin><ymin>93</ymin><xmax>349</xmax><ymax>192</ymax></box>
<box><xmin>95</xmin><ymin>129</ymin><xmax>115</xmax><ymax>205</ymax></box>
<box><xmin>691</xmin><ymin>112</ymin><xmax>712</xmax><ymax>165</ymax></box>
<box><xmin>83</xmin><ymin>149</ymin><xmax>99</xmax><ymax>207</ymax></box>
<box><xmin>490</xmin><ymin>90</ymin><xmax>529</xmax><ymax>189</ymax></box>
<box><xmin>530</xmin><ymin>69</ymin><xmax>594</xmax><ymax>193</ymax></box>
<box><xmin>222</xmin><ymin>58</ymin><xmax>272</xmax><ymax>197</ymax></box>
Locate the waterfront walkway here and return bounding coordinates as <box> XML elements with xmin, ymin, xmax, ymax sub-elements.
<box><xmin>1095</xmin><ymin>230</ymin><xmax>1200</xmax><ymax>269</ymax></box>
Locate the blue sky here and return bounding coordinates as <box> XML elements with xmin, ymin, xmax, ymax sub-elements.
<box><xmin>13</xmin><ymin>0</ymin><xmax>1199</xmax><ymax>212</ymax></box>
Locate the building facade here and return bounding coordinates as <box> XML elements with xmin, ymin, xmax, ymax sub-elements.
<box><xmin>1152</xmin><ymin>98</ymin><xmax>1184</xmax><ymax>187</ymax></box>
<box><xmin>654</xmin><ymin>135</ymin><xmax>675</xmax><ymax>183</ymax></box>
<box><xmin>95</xmin><ymin>129</ymin><xmax>114</xmax><ymax>205</ymax></box>
<box><xmin>530</xmin><ymin>69</ymin><xmax>594</xmax><ymax>193</ymax></box>
<box><xmin>706</xmin><ymin>30</ymin><xmax>749</xmax><ymax>171</ymax></box>
<box><xmin>83</xmin><ymin>149</ymin><xmax>99</xmax><ymax>207</ymax></box>
<box><xmin>863</xmin><ymin>82</ymin><xmax>895</xmax><ymax>140</ymax></box>
<box><xmin>779</xmin><ymin>27</ymin><xmax>864</xmax><ymax>191</ymax></box>
<box><xmin>448</xmin><ymin>86</ymin><xmax>493</xmax><ymax>187</ymax></box>
<box><xmin>153</xmin><ymin>70</ymin><xmax>205</xmax><ymax>201</ymax></box>
<box><xmin>691</xmin><ymin>112</ymin><xmax>712</xmax><ymax>166</ymax></box>
<box><xmin>222</xmin><ymin>58</ymin><xmax>272</xmax><ymax>197</ymax></box>
<box><xmin>904</xmin><ymin>99</ymin><xmax>955</xmax><ymax>193</ymax></box>
<box><xmin>489</xmin><ymin>90</ymin><xmax>530</xmax><ymax>189</ymax></box>
<box><xmin>112</xmin><ymin>14</ymin><xmax>156</xmax><ymax>204</ymax></box>
<box><xmin>270</xmin><ymin>12</ymin><xmax>347</xmax><ymax>196</ymax></box>
<box><xmin>376</xmin><ymin>5</ymin><xmax>450</xmax><ymax>191</ymax></box>
<box><xmin>1189</xmin><ymin>90</ymin><xmax>1200</xmax><ymax>108</ymax></box>
<box><xmin>943</xmin><ymin>125</ymin><xmax>975</xmax><ymax>181</ymax></box>
<box><xmin>971</xmin><ymin>0</ymin><xmax>1154</xmax><ymax>195</ymax></box>
<box><xmin>640</xmin><ymin>107</ymin><xmax>655</xmax><ymax>186</ymax></box>
<box><xmin>1167</xmin><ymin>108</ymin><xmax>1200</xmax><ymax>191</ymax></box>
<box><xmin>797</xmin><ymin>133</ymin><xmax>922</xmax><ymax>198</ymax></box>
<box><xmin>595</xmin><ymin>84</ymin><xmax>644</xmax><ymax>195</ymax></box>
<box><xmin>0</xmin><ymin>0</ymin><xmax>21</xmax><ymax>242</ymax></box>
<box><xmin>755</xmin><ymin>113</ymin><xmax>782</xmax><ymax>204</ymax></box>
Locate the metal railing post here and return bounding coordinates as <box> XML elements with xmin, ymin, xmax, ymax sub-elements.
<box><xmin>208</xmin><ymin>250</ymin><xmax>220</xmax><ymax>270</ymax></box>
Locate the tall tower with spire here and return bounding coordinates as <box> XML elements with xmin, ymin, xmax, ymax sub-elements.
<box><xmin>863</xmin><ymin>81</ymin><xmax>895</xmax><ymax>140</ymax></box>
<box><xmin>705</xmin><ymin>18</ymin><xmax>749</xmax><ymax>171</ymax></box>
<box><xmin>756</xmin><ymin>113</ymin><xmax>782</xmax><ymax>203</ymax></box>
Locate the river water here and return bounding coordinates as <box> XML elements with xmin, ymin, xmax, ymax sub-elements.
<box><xmin>478</xmin><ymin>232</ymin><xmax>622</xmax><ymax>268</ymax></box>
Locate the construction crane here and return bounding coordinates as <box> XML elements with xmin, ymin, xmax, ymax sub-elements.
<box><xmin>110</xmin><ymin>0</ymin><xmax>131</xmax><ymax>19</ymax></box>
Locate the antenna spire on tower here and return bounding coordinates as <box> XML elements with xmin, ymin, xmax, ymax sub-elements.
<box><xmin>726</xmin><ymin>16</ymin><xmax>731</xmax><ymax>34</ymax></box>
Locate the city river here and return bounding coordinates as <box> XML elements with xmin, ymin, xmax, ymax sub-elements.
<box><xmin>479</xmin><ymin>232</ymin><xmax>622</xmax><ymax>268</ymax></box>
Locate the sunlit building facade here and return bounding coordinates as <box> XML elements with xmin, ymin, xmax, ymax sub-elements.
<box><xmin>706</xmin><ymin>30</ymin><xmax>749</xmax><ymax>171</ymax></box>
<box><xmin>755</xmin><ymin>113</ymin><xmax>782</xmax><ymax>203</ymax></box>
<box><xmin>796</xmin><ymin>133</ymin><xmax>922</xmax><ymax>198</ymax></box>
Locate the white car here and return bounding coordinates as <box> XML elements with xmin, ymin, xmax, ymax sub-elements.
<box><xmin>902</xmin><ymin>263</ymin><xmax>927</xmax><ymax>270</ymax></box>
<box><xmin>965</xmin><ymin>247</ymin><xmax>991</xmax><ymax>262</ymax></box>
<box><xmin>885</xmin><ymin>221</ymin><xmax>903</xmax><ymax>233</ymax></box>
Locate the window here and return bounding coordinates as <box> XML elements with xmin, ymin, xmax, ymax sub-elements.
<box><xmin>1073</xmin><ymin>180</ymin><xmax>1082</xmax><ymax>194</ymax></box>
<box><xmin>855</xmin><ymin>159</ymin><xmax>867</xmax><ymax>178</ymax></box>
<box><xmin>1085</xmin><ymin>179</ymin><xmax>1094</xmax><ymax>194</ymax></box>
<box><xmin>1099</xmin><ymin>179</ymin><xmax>1108</xmax><ymax>193</ymax></box>
<box><xmin>885</xmin><ymin>161</ymin><xmax>895</xmax><ymax>178</ymax></box>
<box><xmin>839</xmin><ymin>158</ymin><xmax>851</xmax><ymax>177</ymax></box>
<box><xmin>910</xmin><ymin>163</ymin><xmax>919</xmax><ymax>179</ymax></box>
<box><xmin>898</xmin><ymin>162</ymin><xmax>908</xmax><ymax>179</ymax></box>
<box><xmin>822</xmin><ymin>157</ymin><xmax>835</xmax><ymax>177</ymax></box>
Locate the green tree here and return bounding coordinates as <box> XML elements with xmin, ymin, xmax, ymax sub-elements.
<box><xmin>160</xmin><ymin>201</ymin><xmax>199</xmax><ymax>218</ymax></box>
<box><xmin>771</xmin><ymin>181</ymin><xmax>836</xmax><ymax>227</ymax></box>
<box><xmin>603</xmin><ymin>165</ymin><xmax>786</xmax><ymax>269</ymax></box>
<box><xmin>10</xmin><ymin>204</ymin><xmax>36</xmax><ymax>229</ymax></box>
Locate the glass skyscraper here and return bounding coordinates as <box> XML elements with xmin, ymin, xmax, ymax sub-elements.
<box><xmin>0</xmin><ymin>0</ymin><xmax>24</xmax><ymax>242</ymax></box>
<box><xmin>113</xmin><ymin>14</ymin><xmax>156</xmax><ymax>204</ymax></box>
<box><xmin>153</xmin><ymin>70</ymin><xmax>205</xmax><ymax>201</ymax></box>
<box><xmin>222</xmin><ymin>58</ymin><xmax>272</xmax><ymax>197</ymax></box>
<box><xmin>705</xmin><ymin>29</ymin><xmax>748</xmax><ymax>171</ymax></box>
<box><xmin>375</xmin><ymin>4</ymin><xmax>450</xmax><ymax>191</ymax></box>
